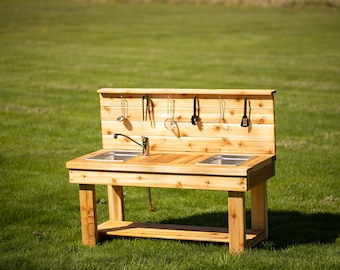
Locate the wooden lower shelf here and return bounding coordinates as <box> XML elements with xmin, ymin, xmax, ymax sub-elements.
<box><xmin>98</xmin><ymin>221</ymin><xmax>265</xmax><ymax>246</ymax></box>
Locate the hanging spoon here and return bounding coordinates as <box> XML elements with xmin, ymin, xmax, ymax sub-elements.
<box><xmin>164</xmin><ymin>97</ymin><xmax>177</xmax><ymax>130</ymax></box>
<box><xmin>117</xmin><ymin>96</ymin><xmax>126</xmax><ymax>122</ymax></box>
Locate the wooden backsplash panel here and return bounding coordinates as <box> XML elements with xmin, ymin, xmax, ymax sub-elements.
<box><xmin>98</xmin><ymin>88</ymin><xmax>276</xmax><ymax>155</ymax></box>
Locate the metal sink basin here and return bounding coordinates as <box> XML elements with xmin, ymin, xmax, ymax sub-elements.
<box><xmin>197</xmin><ymin>154</ymin><xmax>255</xmax><ymax>166</ymax></box>
<box><xmin>86</xmin><ymin>150</ymin><xmax>141</xmax><ymax>162</ymax></box>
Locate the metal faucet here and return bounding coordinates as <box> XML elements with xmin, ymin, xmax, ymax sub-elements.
<box><xmin>113</xmin><ymin>133</ymin><xmax>149</xmax><ymax>156</ymax></box>
<box><xmin>113</xmin><ymin>133</ymin><xmax>155</xmax><ymax>211</ymax></box>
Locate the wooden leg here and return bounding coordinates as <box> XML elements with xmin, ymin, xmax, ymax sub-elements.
<box><xmin>251</xmin><ymin>182</ymin><xmax>268</xmax><ymax>238</ymax></box>
<box><xmin>228</xmin><ymin>191</ymin><xmax>246</xmax><ymax>254</ymax></box>
<box><xmin>79</xmin><ymin>184</ymin><xmax>98</xmax><ymax>246</ymax></box>
<box><xmin>107</xmin><ymin>186</ymin><xmax>124</xmax><ymax>221</ymax></box>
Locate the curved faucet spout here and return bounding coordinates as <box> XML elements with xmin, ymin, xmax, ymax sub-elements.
<box><xmin>113</xmin><ymin>133</ymin><xmax>149</xmax><ymax>156</ymax></box>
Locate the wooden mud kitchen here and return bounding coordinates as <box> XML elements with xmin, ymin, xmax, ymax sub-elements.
<box><xmin>66</xmin><ymin>88</ymin><xmax>276</xmax><ymax>254</ymax></box>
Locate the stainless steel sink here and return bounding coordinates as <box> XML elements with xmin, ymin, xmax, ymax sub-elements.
<box><xmin>86</xmin><ymin>150</ymin><xmax>141</xmax><ymax>162</ymax></box>
<box><xmin>197</xmin><ymin>154</ymin><xmax>255</xmax><ymax>166</ymax></box>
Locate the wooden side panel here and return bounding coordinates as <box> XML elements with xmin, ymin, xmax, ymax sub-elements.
<box><xmin>247</xmin><ymin>161</ymin><xmax>275</xmax><ymax>189</ymax></box>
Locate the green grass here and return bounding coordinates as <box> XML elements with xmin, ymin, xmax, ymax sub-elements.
<box><xmin>1</xmin><ymin>0</ymin><xmax>339</xmax><ymax>269</ymax></box>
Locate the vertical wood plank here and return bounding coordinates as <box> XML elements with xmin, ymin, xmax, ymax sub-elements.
<box><xmin>107</xmin><ymin>185</ymin><xmax>124</xmax><ymax>221</ymax></box>
<box><xmin>228</xmin><ymin>191</ymin><xmax>246</xmax><ymax>254</ymax></box>
<box><xmin>251</xmin><ymin>182</ymin><xmax>268</xmax><ymax>238</ymax></box>
<box><xmin>79</xmin><ymin>184</ymin><xmax>98</xmax><ymax>246</ymax></box>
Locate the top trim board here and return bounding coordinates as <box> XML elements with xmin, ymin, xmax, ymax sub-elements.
<box><xmin>98</xmin><ymin>88</ymin><xmax>276</xmax><ymax>96</ymax></box>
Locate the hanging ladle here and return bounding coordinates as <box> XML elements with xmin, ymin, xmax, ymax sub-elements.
<box><xmin>117</xmin><ymin>96</ymin><xmax>127</xmax><ymax>122</ymax></box>
<box><xmin>164</xmin><ymin>97</ymin><xmax>177</xmax><ymax>130</ymax></box>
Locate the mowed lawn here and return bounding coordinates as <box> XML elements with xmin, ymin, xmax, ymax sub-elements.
<box><xmin>0</xmin><ymin>0</ymin><xmax>339</xmax><ymax>269</ymax></box>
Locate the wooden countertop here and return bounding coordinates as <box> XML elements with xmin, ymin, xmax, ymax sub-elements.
<box><xmin>66</xmin><ymin>149</ymin><xmax>275</xmax><ymax>177</ymax></box>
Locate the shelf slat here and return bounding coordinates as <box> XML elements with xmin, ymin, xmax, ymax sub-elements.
<box><xmin>98</xmin><ymin>221</ymin><xmax>264</xmax><ymax>244</ymax></box>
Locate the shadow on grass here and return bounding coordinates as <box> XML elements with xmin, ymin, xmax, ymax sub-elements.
<box><xmin>160</xmin><ymin>210</ymin><xmax>340</xmax><ymax>249</ymax></box>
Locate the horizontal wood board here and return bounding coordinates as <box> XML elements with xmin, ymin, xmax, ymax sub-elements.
<box><xmin>69</xmin><ymin>169</ymin><xmax>248</xmax><ymax>191</ymax></box>
<box><xmin>98</xmin><ymin>89</ymin><xmax>276</xmax><ymax>155</ymax></box>
<box><xmin>98</xmin><ymin>220</ymin><xmax>265</xmax><ymax>245</ymax></box>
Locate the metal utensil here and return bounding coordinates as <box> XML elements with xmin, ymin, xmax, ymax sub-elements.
<box><xmin>219</xmin><ymin>97</ymin><xmax>229</xmax><ymax>130</ymax></box>
<box><xmin>142</xmin><ymin>95</ymin><xmax>147</xmax><ymax>121</ymax></box>
<box><xmin>164</xmin><ymin>97</ymin><xmax>176</xmax><ymax>130</ymax></box>
<box><xmin>117</xmin><ymin>96</ymin><xmax>127</xmax><ymax>122</ymax></box>
<box><xmin>241</xmin><ymin>97</ymin><xmax>249</xmax><ymax>127</ymax></box>
<box><xmin>191</xmin><ymin>96</ymin><xmax>199</xmax><ymax>125</ymax></box>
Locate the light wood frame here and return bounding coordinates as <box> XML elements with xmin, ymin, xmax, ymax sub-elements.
<box><xmin>67</xmin><ymin>88</ymin><xmax>276</xmax><ymax>254</ymax></box>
